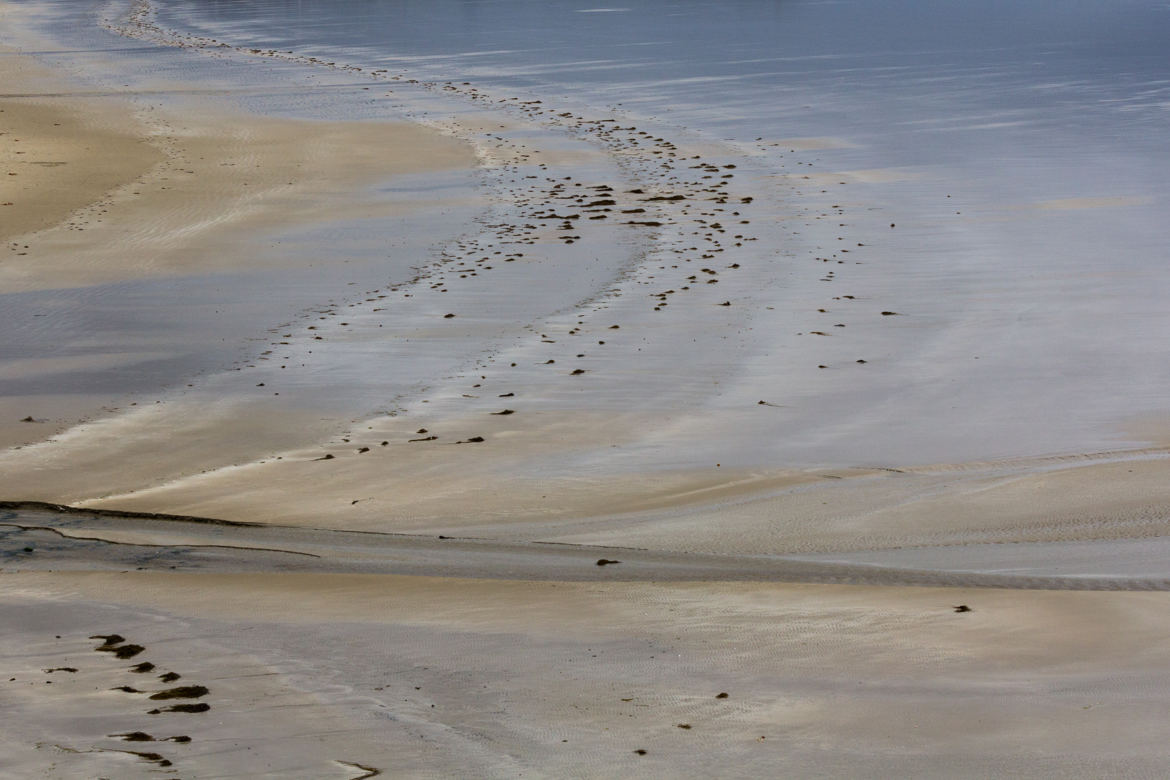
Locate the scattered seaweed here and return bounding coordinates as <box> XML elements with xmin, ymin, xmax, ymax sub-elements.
<box><xmin>149</xmin><ymin>703</ymin><xmax>210</xmax><ymax>714</ymax></box>
<box><xmin>112</xmin><ymin>645</ymin><xmax>145</xmax><ymax>659</ymax></box>
<box><xmin>148</xmin><ymin>685</ymin><xmax>209</xmax><ymax>701</ymax></box>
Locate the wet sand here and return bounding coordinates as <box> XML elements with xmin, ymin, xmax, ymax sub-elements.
<box><xmin>0</xmin><ymin>28</ymin><xmax>476</xmax><ymax>451</ymax></box>
<box><xmin>5</xmin><ymin>0</ymin><xmax>1170</xmax><ymax>776</ymax></box>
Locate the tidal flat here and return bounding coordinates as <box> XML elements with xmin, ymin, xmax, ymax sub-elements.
<box><xmin>3</xmin><ymin>0</ymin><xmax>1170</xmax><ymax>776</ymax></box>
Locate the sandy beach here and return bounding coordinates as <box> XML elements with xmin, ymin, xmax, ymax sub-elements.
<box><xmin>4</xmin><ymin>0</ymin><xmax>1170</xmax><ymax>776</ymax></box>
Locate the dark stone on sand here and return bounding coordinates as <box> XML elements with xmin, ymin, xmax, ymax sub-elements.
<box><xmin>167</xmin><ymin>736</ymin><xmax>192</xmax><ymax>743</ymax></box>
<box><xmin>43</xmin><ymin>667</ymin><xmax>78</xmax><ymax>673</ymax></box>
<box><xmin>718</xmin><ymin>301</ymin><xmax>731</xmax><ymax>306</ymax></box>
<box><xmin>94</xmin><ymin>635</ymin><xmax>145</xmax><ymax>659</ymax></box>
<box><xmin>570</xmin><ymin>369</ymin><xmax>586</xmax><ymax>375</ymax></box>
<box><xmin>314</xmin><ymin>454</ymin><xmax>335</xmax><ymax>461</ymax></box>
<box><xmin>596</xmin><ymin>559</ymin><xmax>620</xmax><ymax>566</ymax></box>
<box><xmin>112</xmin><ymin>732</ymin><xmax>155</xmax><ymax>742</ymax></box>
<box><xmin>460</xmin><ymin>436</ymin><xmax>485</xmax><ymax>443</ymax></box>
<box><xmin>499</xmin><ymin>392</ymin><xmax>514</xmax><ymax>397</ymax></box>
<box><xmin>716</xmin><ymin>692</ymin><xmax>729</xmax><ymax>699</ymax></box>
<box><xmin>159</xmin><ymin>672</ymin><xmax>181</xmax><ymax>683</ymax></box>
<box><xmin>491</xmin><ymin>409</ymin><xmax>515</xmax><ymax>415</ymax></box>
<box><xmin>677</xmin><ymin>723</ymin><xmax>692</xmax><ymax>729</ymax></box>
<box><xmin>357</xmin><ymin>447</ymin><xmax>370</xmax><ymax>453</ymax></box>
<box><xmin>151</xmin><ymin>703</ymin><xmax>210</xmax><ymax>714</ymax></box>
<box><xmin>881</xmin><ymin>311</ymin><xmax>900</xmax><ymax>316</ymax></box>
<box><xmin>954</xmin><ymin>605</ymin><xmax>972</xmax><ymax>613</ymax></box>
<box><xmin>19</xmin><ymin>416</ymin><xmax>35</xmax><ymax>422</ymax></box>
<box><xmin>409</xmin><ymin>435</ymin><xmax>438</xmax><ymax>442</ymax></box>
<box><xmin>113</xmin><ymin>685</ymin><xmax>142</xmax><ymax>693</ymax></box>
<box><xmin>149</xmin><ymin>685</ymin><xmax>209</xmax><ymax>700</ymax></box>
<box><xmin>443</xmin><ymin>313</ymin><xmax>456</xmax><ymax>318</ymax></box>
<box><xmin>856</xmin><ymin>359</ymin><xmax>867</xmax><ymax>364</ymax></box>
<box><xmin>130</xmin><ymin>662</ymin><xmax>156</xmax><ymax>673</ymax></box>
<box><xmin>129</xmin><ymin>751</ymin><xmax>168</xmax><ymax>764</ymax></box>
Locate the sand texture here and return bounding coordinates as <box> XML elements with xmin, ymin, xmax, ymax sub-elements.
<box><xmin>4</xmin><ymin>0</ymin><xmax>1170</xmax><ymax>776</ymax></box>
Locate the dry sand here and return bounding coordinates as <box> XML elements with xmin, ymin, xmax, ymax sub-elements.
<box><xmin>4</xmin><ymin>4</ymin><xmax>1170</xmax><ymax>777</ymax></box>
<box><xmin>7</xmin><ymin>569</ymin><xmax>1170</xmax><ymax>778</ymax></box>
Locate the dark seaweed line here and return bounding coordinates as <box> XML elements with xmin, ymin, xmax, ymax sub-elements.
<box><xmin>0</xmin><ymin>500</ymin><xmax>262</xmax><ymax>526</ymax></box>
<box><xmin>0</xmin><ymin>522</ymin><xmax>322</xmax><ymax>558</ymax></box>
<box><xmin>4</xmin><ymin>503</ymin><xmax>1170</xmax><ymax>592</ymax></box>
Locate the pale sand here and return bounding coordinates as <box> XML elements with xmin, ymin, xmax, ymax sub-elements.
<box><xmin>0</xmin><ymin>81</ymin><xmax>163</xmax><ymax>242</ymax></box>
<box><xmin>5</xmin><ymin>5</ymin><xmax>1170</xmax><ymax>777</ymax></box>
<box><xmin>6</xmin><ymin>572</ymin><xmax>1170</xmax><ymax>777</ymax></box>
<box><xmin>0</xmin><ymin>48</ymin><xmax>474</xmax><ymax>292</ymax></box>
<box><xmin>15</xmin><ymin>407</ymin><xmax>1166</xmax><ymax>556</ymax></box>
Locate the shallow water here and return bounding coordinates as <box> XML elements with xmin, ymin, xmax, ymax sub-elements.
<box><xmin>139</xmin><ymin>0</ymin><xmax>1170</xmax><ymax>463</ymax></box>
<box><xmin>6</xmin><ymin>0</ymin><xmax>1170</xmax><ymax>474</ymax></box>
